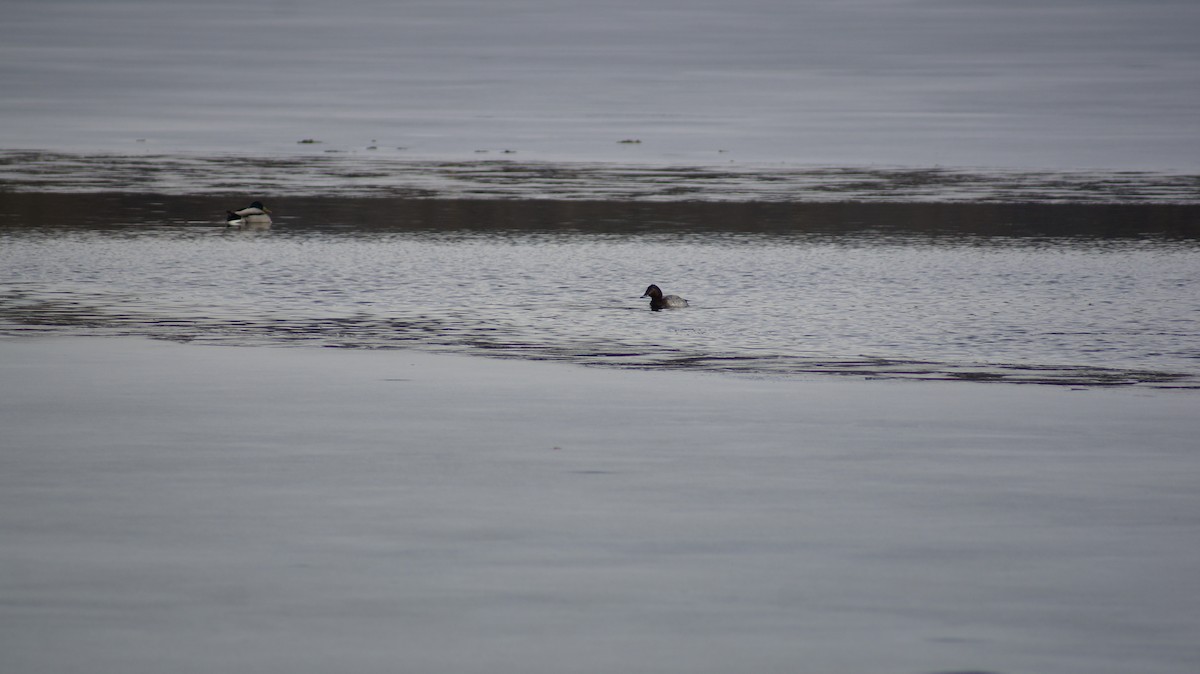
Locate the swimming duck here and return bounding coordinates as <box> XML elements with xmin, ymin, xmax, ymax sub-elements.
<box><xmin>226</xmin><ymin>201</ymin><xmax>272</xmax><ymax>226</ymax></box>
<box><xmin>642</xmin><ymin>284</ymin><xmax>688</xmax><ymax>311</ymax></box>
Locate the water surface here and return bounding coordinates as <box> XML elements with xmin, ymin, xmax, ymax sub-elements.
<box><xmin>3</xmin><ymin>0</ymin><xmax>1199</xmax><ymax>169</ymax></box>
<box><xmin>3</xmin><ymin>193</ymin><xmax>1197</xmax><ymax>388</ymax></box>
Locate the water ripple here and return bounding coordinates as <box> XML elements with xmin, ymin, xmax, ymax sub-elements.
<box><xmin>2</xmin><ymin>194</ymin><xmax>1198</xmax><ymax>388</ymax></box>
<box><xmin>3</xmin><ymin>151</ymin><xmax>1199</xmax><ymax>204</ymax></box>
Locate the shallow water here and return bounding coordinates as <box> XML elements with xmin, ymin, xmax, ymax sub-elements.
<box><xmin>3</xmin><ymin>193</ymin><xmax>1198</xmax><ymax>387</ymax></box>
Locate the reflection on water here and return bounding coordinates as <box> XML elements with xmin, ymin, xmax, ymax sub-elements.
<box><xmin>2</xmin><ymin>193</ymin><xmax>1198</xmax><ymax>388</ymax></box>
<box><xmin>4</xmin><ymin>191</ymin><xmax>1199</xmax><ymax>239</ymax></box>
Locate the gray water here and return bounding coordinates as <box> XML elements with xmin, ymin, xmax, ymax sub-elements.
<box><xmin>5</xmin><ymin>3</ymin><xmax>1200</xmax><ymax>673</ymax></box>
<box><xmin>3</xmin><ymin>0</ymin><xmax>1199</xmax><ymax>386</ymax></box>
<box><xmin>2</xmin><ymin>194</ymin><xmax>1197</xmax><ymax>387</ymax></box>
<box><xmin>4</xmin><ymin>150</ymin><xmax>1199</xmax><ymax>203</ymax></box>
<box><xmin>3</xmin><ymin>0</ymin><xmax>1199</xmax><ymax>170</ymax></box>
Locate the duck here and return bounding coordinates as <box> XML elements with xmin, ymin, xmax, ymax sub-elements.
<box><xmin>642</xmin><ymin>284</ymin><xmax>688</xmax><ymax>311</ymax></box>
<box><xmin>226</xmin><ymin>201</ymin><xmax>272</xmax><ymax>227</ymax></box>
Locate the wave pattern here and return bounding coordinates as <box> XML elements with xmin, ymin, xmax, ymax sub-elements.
<box><xmin>2</xmin><ymin>203</ymin><xmax>1198</xmax><ymax>389</ymax></box>
<box><xmin>3</xmin><ymin>151</ymin><xmax>1199</xmax><ymax>203</ymax></box>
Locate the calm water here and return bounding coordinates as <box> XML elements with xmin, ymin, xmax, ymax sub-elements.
<box><xmin>3</xmin><ymin>0</ymin><xmax>1199</xmax><ymax>170</ymax></box>
<box><xmin>2</xmin><ymin>193</ymin><xmax>1198</xmax><ymax>388</ymax></box>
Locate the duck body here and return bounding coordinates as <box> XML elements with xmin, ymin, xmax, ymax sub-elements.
<box><xmin>226</xmin><ymin>201</ymin><xmax>272</xmax><ymax>227</ymax></box>
<box><xmin>642</xmin><ymin>284</ymin><xmax>688</xmax><ymax>311</ymax></box>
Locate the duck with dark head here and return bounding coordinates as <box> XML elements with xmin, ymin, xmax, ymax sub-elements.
<box><xmin>642</xmin><ymin>284</ymin><xmax>688</xmax><ymax>311</ymax></box>
<box><xmin>226</xmin><ymin>201</ymin><xmax>272</xmax><ymax>227</ymax></box>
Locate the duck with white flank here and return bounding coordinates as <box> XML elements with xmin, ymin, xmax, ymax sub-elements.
<box><xmin>642</xmin><ymin>284</ymin><xmax>688</xmax><ymax>311</ymax></box>
<box><xmin>226</xmin><ymin>201</ymin><xmax>272</xmax><ymax>227</ymax></box>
